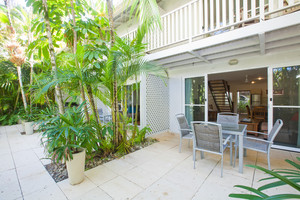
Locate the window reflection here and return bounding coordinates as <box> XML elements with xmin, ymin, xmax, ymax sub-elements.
<box><xmin>273</xmin><ymin>66</ymin><xmax>300</xmax><ymax>106</ymax></box>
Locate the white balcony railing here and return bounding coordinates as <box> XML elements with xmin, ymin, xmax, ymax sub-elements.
<box><xmin>122</xmin><ymin>0</ymin><xmax>300</xmax><ymax>52</ymax></box>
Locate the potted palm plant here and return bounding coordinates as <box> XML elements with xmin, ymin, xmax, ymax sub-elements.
<box><xmin>39</xmin><ymin>103</ymin><xmax>95</xmax><ymax>185</ymax></box>
<box><xmin>19</xmin><ymin>107</ymin><xmax>39</xmax><ymax>135</ymax></box>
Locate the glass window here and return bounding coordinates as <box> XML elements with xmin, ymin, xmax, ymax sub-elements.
<box><xmin>185</xmin><ymin>106</ymin><xmax>205</xmax><ymax>124</ymax></box>
<box><xmin>273</xmin><ymin>108</ymin><xmax>300</xmax><ymax>147</ymax></box>
<box><xmin>125</xmin><ymin>83</ymin><xmax>140</xmax><ymax>125</ymax></box>
<box><xmin>185</xmin><ymin>77</ymin><xmax>205</xmax><ymax>105</ymax></box>
<box><xmin>273</xmin><ymin>66</ymin><xmax>300</xmax><ymax>106</ymax></box>
<box><xmin>185</xmin><ymin>76</ymin><xmax>205</xmax><ymax>125</ymax></box>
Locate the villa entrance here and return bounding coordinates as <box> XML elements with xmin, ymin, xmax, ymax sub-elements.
<box><xmin>184</xmin><ymin>66</ymin><xmax>300</xmax><ymax>151</ymax></box>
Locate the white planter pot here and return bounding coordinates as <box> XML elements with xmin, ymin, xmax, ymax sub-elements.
<box><xmin>24</xmin><ymin>121</ymin><xmax>34</xmax><ymax>135</ymax></box>
<box><xmin>66</xmin><ymin>149</ymin><xmax>86</xmax><ymax>185</ymax></box>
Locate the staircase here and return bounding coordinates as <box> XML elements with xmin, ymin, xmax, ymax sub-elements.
<box><xmin>208</xmin><ymin>80</ymin><xmax>233</xmax><ymax>113</ymax></box>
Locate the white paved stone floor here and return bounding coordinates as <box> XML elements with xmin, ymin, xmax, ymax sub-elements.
<box><xmin>1</xmin><ymin>124</ymin><xmax>300</xmax><ymax>200</ymax></box>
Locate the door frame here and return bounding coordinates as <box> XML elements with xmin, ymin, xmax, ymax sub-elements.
<box><xmin>268</xmin><ymin>66</ymin><xmax>300</xmax><ymax>152</ymax></box>
<box><xmin>182</xmin><ymin>74</ymin><xmax>208</xmax><ymax>122</ymax></box>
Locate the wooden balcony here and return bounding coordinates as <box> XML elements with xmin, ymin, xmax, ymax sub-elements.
<box><xmin>122</xmin><ymin>0</ymin><xmax>300</xmax><ymax>53</ymax></box>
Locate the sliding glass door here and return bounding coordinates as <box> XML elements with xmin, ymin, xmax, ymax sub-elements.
<box><xmin>272</xmin><ymin>66</ymin><xmax>300</xmax><ymax>148</ymax></box>
<box><xmin>184</xmin><ymin>76</ymin><xmax>207</xmax><ymax>124</ymax></box>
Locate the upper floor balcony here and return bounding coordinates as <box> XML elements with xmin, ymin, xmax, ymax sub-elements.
<box><xmin>122</xmin><ymin>0</ymin><xmax>300</xmax><ymax>54</ymax></box>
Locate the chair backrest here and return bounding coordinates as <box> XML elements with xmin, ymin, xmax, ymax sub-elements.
<box><xmin>191</xmin><ymin>121</ymin><xmax>223</xmax><ymax>153</ymax></box>
<box><xmin>252</xmin><ymin>106</ymin><xmax>267</xmax><ymax>120</ymax></box>
<box><xmin>217</xmin><ymin>112</ymin><xmax>239</xmax><ymax>125</ymax></box>
<box><xmin>246</xmin><ymin>105</ymin><xmax>251</xmax><ymax>118</ymax></box>
<box><xmin>268</xmin><ymin>119</ymin><xmax>283</xmax><ymax>142</ymax></box>
<box><xmin>176</xmin><ymin>113</ymin><xmax>190</xmax><ymax>137</ymax></box>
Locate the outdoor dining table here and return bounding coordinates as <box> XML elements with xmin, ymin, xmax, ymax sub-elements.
<box><xmin>221</xmin><ymin>124</ymin><xmax>247</xmax><ymax>174</ymax></box>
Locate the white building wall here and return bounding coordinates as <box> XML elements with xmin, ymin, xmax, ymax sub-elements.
<box><xmin>168</xmin><ymin>49</ymin><xmax>300</xmax><ymax>134</ymax></box>
<box><xmin>169</xmin><ymin>77</ymin><xmax>183</xmax><ymax>133</ymax></box>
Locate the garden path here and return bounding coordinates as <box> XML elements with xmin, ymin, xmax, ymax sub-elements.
<box><xmin>0</xmin><ymin>124</ymin><xmax>299</xmax><ymax>200</ymax></box>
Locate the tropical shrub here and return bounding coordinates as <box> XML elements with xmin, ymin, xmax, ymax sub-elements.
<box><xmin>229</xmin><ymin>157</ymin><xmax>300</xmax><ymax>199</ymax></box>
<box><xmin>40</xmin><ymin>103</ymin><xmax>98</xmax><ymax>162</ymax></box>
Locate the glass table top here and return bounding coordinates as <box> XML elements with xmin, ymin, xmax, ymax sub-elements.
<box><xmin>221</xmin><ymin>123</ymin><xmax>247</xmax><ymax>133</ymax></box>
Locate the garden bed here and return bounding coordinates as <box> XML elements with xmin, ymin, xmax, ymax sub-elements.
<box><xmin>44</xmin><ymin>138</ymin><xmax>157</xmax><ymax>182</ymax></box>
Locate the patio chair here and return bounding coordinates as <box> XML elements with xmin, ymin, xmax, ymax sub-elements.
<box><xmin>175</xmin><ymin>113</ymin><xmax>193</xmax><ymax>153</ymax></box>
<box><xmin>191</xmin><ymin>121</ymin><xmax>232</xmax><ymax>177</ymax></box>
<box><xmin>217</xmin><ymin>112</ymin><xmax>239</xmax><ymax>166</ymax></box>
<box><xmin>235</xmin><ymin>119</ymin><xmax>283</xmax><ymax>170</ymax></box>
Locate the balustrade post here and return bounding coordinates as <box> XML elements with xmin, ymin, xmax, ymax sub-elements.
<box><xmin>189</xmin><ymin>3</ymin><xmax>192</xmax><ymax>43</ymax></box>
<box><xmin>260</xmin><ymin>0</ymin><xmax>265</xmax><ymax>21</ymax></box>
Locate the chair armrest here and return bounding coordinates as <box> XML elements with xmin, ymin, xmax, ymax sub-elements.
<box><xmin>179</xmin><ymin>128</ymin><xmax>192</xmax><ymax>132</ymax></box>
<box><xmin>245</xmin><ymin>136</ymin><xmax>272</xmax><ymax>143</ymax></box>
<box><xmin>247</xmin><ymin>130</ymin><xmax>268</xmax><ymax>136</ymax></box>
<box><xmin>223</xmin><ymin>135</ymin><xmax>232</xmax><ymax>145</ymax></box>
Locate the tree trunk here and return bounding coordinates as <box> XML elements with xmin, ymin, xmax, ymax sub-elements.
<box><xmin>106</xmin><ymin>0</ymin><xmax>120</xmax><ymax>145</ymax></box>
<box><xmin>17</xmin><ymin>66</ymin><xmax>28</xmax><ymax>111</ymax></box>
<box><xmin>70</xmin><ymin>0</ymin><xmax>90</xmax><ymax>121</ymax></box>
<box><xmin>79</xmin><ymin>81</ymin><xmax>90</xmax><ymax>122</ymax></box>
<box><xmin>4</xmin><ymin>0</ymin><xmax>14</xmax><ymax>34</ymax></box>
<box><xmin>28</xmin><ymin>19</ymin><xmax>34</xmax><ymax>112</ymax></box>
<box><xmin>5</xmin><ymin>0</ymin><xmax>28</xmax><ymax>112</ymax></box>
<box><xmin>29</xmin><ymin>58</ymin><xmax>33</xmax><ymax>112</ymax></box>
<box><xmin>42</xmin><ymin>0</ymin><xmax>64</xmax><ymax>114</ymax></box>
<box><xmin>85</xmin><ymin>85</ymin><xmax>100</xmax><ymax>125</ymax></box>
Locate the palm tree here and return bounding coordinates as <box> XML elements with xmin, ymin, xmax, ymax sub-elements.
<box><xmin>105</xmin><ymin>0</ymin><xmax>162</xmax><ymax>146</ymax></box>
<box><xmin>70</xmin><ymin>0</ymin><xmax>90</xmax><ymax>122</ymax></box>
<box><xmin>4</xmin><ymin>0</ymin><xmax>28</xmax><ymax>112</ymax></box>
<box><xmin>42</xmin><ymin>0</ymin><xmax>65</xmax><ymax>114</ymax></box>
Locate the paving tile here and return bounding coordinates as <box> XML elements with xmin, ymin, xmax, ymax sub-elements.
<box><xmin>57</xmin><ymin>177</ymin><xmax>97</xmax><ymax>200</ymax></box>
<box><xmin>100</xmin><ymin>176</ymin><xmax>143</xmax><ymax>200</ymax></box>
<box><xmin>23</xmin><ymin>183</ymin><xmax>67</xmax><ymax>200</ymax></box>
<box><xmin>103</xmin><ymin>158</ymin><xmax>135</xmax><ymax>175</ymax></box>
<box><xmin>19</xmin><ymin>170</ymin><xmax>56</xmax><ymax>196</ymax></box>
<box><xmin>192</xmin><ymin>178</ymin><xmax>247</xmax><ymax>200</ymax></box>
<box><xmin>133</xmin><ymin>178</ymin><xmax>193</xmax><ymax>200</ymax></box>
<box><xmin>122</xmin><ymin>149</ymin><xmax>159</xmax><ymax>166</ymax></box>
<box><xmin>85</xmin><ymin>165</ymin><xmax>118</xmax><ymax>186</ymax></box>
<box><xmin>32</xmin><ymin>147</ymin><xmax>51</xmax><ymax>165</ymax></box>
<box><xmin>13</xmin><ymin>149</ymin><xmax>40</xmax><ymax>168</ymax></box>
<box><xmin>122</xmin><ymin>166</ymin><xmax>161</xmax><ymax>189</ymax></box>
<box><xmin>0</xmin><ymin>139</ymin><xmax>11</xmax><ymax>156</ymax></box>
<box><xmin>0</xmin><ymin>169</ymin><xmax>22</xmax><ymax>200</ymax></box>
<box><xmin>16</xmin><ymin>161</ymin><xmax>46</xmax><ymax>179</ymax></box>
<box><xmin>0</xmin><ymin>153</ymin><xmax>15</xmax><ymax>172</ymax></box>
<box><xmin>73</xmin><ymin>187</ymin><xmax>112</xmax><ymax>200</ymax></box>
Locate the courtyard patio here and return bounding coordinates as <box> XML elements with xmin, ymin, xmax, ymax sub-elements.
<box><xmin>0</xmin><ymin>124</ymin><xmax>299</xmax><ymax>200</ymax></box>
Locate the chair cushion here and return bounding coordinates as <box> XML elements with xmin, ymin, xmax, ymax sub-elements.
<box><xmin>243</xmin><ymin>137</ymin><xmax>268</xmax><ymax>152</ymax></box>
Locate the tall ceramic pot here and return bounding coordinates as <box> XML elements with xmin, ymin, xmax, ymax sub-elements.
<box><xmin>66</xmin><ymin>148</ymin><xmax>86</xmax><ymax>185</ymax></box>
<box><xmin>24</xmin><ymin>121</ymin><xmax>34</xmax><ymax>135</ymax></box>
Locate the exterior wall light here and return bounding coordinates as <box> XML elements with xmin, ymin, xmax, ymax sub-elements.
<box><xmin>228</xmin><ymin>59</ymin><xmax>238</xmax><ymax>65</ymax></box>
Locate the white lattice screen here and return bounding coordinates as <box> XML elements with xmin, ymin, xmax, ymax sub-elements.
<box><xmin>145</xmin><ymin>74</ymin><xmax>169</xmax><ymax>136</ymax></box>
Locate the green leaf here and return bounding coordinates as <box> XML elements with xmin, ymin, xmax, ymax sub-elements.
<box><xmin>285</xmin><ymin>159</ymin><xmax>300</xmax><ymax>170</ymax></box>
<box><xmin>265</xmin><ymin>194</ymin><xmax>300</xmax><ymax>199</ymax></box>
<box><xmin>0</xmin><ymin>12</ymin><xmax>9</xmax><ymax>24</ymax></box>
<box><xmin>258</xmin><ymin>178</ymin><xmax>300</xmax><ymax>191</ymax></box>
<box><xmin>247</xmin><ymin>165</ymin><xmax>300</xmax><ymax>192</ymax></box>
<box><xmin>233</xmin><ymin>185</ymin><xmax>268</xmax><ymax>198</ymax></box>
<box><xmin>229</xmin><ymin>194</ymin><xmax>263</xmax><ymax>199</ymax></box>
<box><xmin>42</xmin><ymin>46</ymin><xmax>50</xmax><ymax>60</ymax></box>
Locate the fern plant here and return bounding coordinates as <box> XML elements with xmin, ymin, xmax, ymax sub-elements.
<box><xmin>229</xmin><ymin>157</ymin><xmax>300</xmax><ymax>199</ymax></box>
